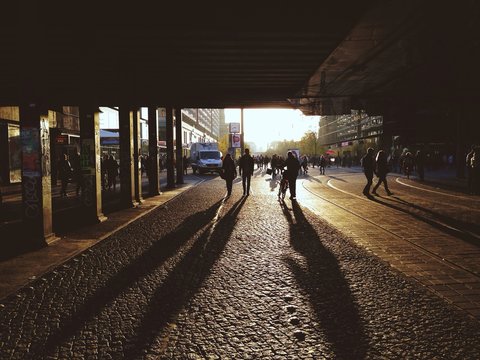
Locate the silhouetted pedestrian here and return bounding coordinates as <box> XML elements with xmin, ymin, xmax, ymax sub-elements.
<box><xmin>466</xmin><ymin>145</ymin><xmax>476</xmax><ymax>194</ymax></box>
<box><xmin>415</xmin><ymin>150</ymin><xmax>425</xmax><ymax>181</ymax></box>
<box><xmin>58</xmin><ymin>154</ymin><xmax>72</xmax><ymax>197</ymax></box>
<box><xmin>107</xmin><ymin>155</ymin><xmax>119</xmax><ymax>191</ymax></box>
<box><xmin>403</xmin><ymin>152</ymin><xmax>414</xmax><ymax>179</ymax></box>
<box><xmin>285</xmin><ymin>151</ymin><xmax>300</xmax><ymax>200</ymax></box>
<box><xmin>183</xmin><ymin>155</ymin><xmax>188</xmax><ymax>175</ymax></box>
<box><xmin>319</xmin><ymin>155</ymin><xmax>327</xmax><ymax>175</ymax></box>
<box><xmin>70</xmin><ymin>151</ymin><xmax>83</xmax><ymax>196</ymax></box>
<box><xmin>372</xmin><ymin>150</ymin><xmax>392</xmax><ymax>196</ymax></box>
<box><xmin>471</xmin><ymin>147</ymin><xmax>480</xmax><ymax>195</ymax></box>
<box><xmin>361</xmin><ymin>148</ymin><xmax>375</xmax><ymax>197</ymax></box>
<box><xmin>238</xmin><ymin>148</ymin><xmax>255</xmax><ymax>196</ymax></box>
<box><xmin>222</xmin><ymin>153</ymin><xmax>236</xmax><ymax>197</ymax></box>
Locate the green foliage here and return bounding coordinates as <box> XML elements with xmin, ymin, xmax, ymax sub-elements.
<box><xmin>218</xmin><ymin>133</ymin><xmax>229</xmax><ymax>155</ymax></box>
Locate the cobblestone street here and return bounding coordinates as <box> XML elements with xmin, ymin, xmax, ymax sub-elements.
<box><xmin>1</xmin><ymin>169</ymin><xmax>480</xmax><ymax>359</ymax></box>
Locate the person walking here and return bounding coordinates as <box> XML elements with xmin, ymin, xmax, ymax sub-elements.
<box><xmin>361</xmin><ymin>147</ymin><xmax>375</xmax><ymax>197</ymax></box>
<box><xmin>415</xmin><ymin>150</ymin><xmax>425</xmax><ymax>181</ymax></box>
<box><xmin>285</xmin><ymin>151</ymin><xmax>300</xmax><ymax>200</ymax></box>
<box><xmin>319</xmin><ymin>155</ymin><xmax>327</xmax><ymax>175</ymax></box>
<box><xmin>372</xmin><ymin>150</ymin><xmax>392</xmax><ymax>196</ymax></box>
<box><xmin>58</xmin><ymin>153</ymin><xmax>72</xmax><ymax>197</ymax></box>
<box><xmin>238</xmin><ymin>148</ymin><xmax>255</xmax><ymax>196</ymax></box>
<box><xmin>107</xmin><ymin>155</ymin><xmax>119</xmax><ymax>191</ymax></box>
<box><xmin>221</xmin><ymin>153</ymin><xmax>237</xmax><ymax>197</ymax></box>
<box><xmin>403</xmin><ymin>152</ymin><xmax>414</xmax><ymax>179</ymax></box>
<box><xmin>183</xmin><ymin>155</ymin><xmax>188</xmax><ymax>175</ymax></box>
<box><xmin>70</xmin><ymin>151</ymin><xmax>83</xmax><ymax>196</ymax></box>
<box><xmin>466</xmin><ymin>145</ymin><xmax>476</xmax><ymax>194</ymax></box>
<box><xmin>471</xmin><ymin>147</ymin><xmax>480</xmax><ymax>195</ymax></box>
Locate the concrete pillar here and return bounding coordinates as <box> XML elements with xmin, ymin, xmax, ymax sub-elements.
<box><xmin>240</xmin><ymin>108</ymin><xmax>245</xmax><ymax>155</ymax></box>
<box><xmin>0</xmin><ymin>123</ymin><xmax>9</xmax><ymax>185</ymax></box>
<box><xmin>132</xmin><ymin>108</ymin><xmax>143</xmax><ymax>203</ymax></box>
<box><xmin>148</xmin><ymin>106</ymin><xmax>160</xmax><ymax>196</ymax></box>
<box><xmin>166</xmin><ymin>106</ymin><xmax>175</xmax><ymax>188</ymax></box>
<box><xmin>19</xmin><ymin>104</ymin><xmax>56</xmax><ymax>244</ymax></box>
<box><xmin>79</xmin><ymin>107</ymin><xmax>107</xmax><ymax>223</ymax></box>
<box><xmin>119</xmin><ymin>106</ymin><xmax>137</xmax><ymax>208</ymax></box>
<box><xmin>175</xmin><ymin>107</ymin><xmax>184</xmax><ymax>184</ymax></box>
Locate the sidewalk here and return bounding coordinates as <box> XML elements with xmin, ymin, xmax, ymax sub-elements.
<box><xmin>0</xmin><ymin>176</ymin><xmax>202</xmax><ymax>300</ymax></box>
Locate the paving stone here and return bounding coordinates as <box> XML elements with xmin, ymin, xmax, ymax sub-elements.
<box><xmin>1</xmin><ymin>173</ymin><xmax>480</xmax><ymax>358</ymax></box>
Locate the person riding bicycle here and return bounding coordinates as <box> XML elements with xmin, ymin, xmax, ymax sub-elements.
<box><xmin>278</xmin><ymin>167</ymin><xmax>289</xmax><ymax>199</ymax></box>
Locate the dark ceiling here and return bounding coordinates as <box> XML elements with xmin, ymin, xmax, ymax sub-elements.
<box><xmin>0</xmin><ymin>2</ymin><xmax>375</xmax><ymax>108</ymax></box>
<box><xmin>1</xmin><ymin>1</ymin><xmax>479</xmax><ymax>113</ymax></box>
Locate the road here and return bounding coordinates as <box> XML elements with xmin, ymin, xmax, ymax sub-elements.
<box><xmin>1</xmin><ymin>167</ymin><xmax>479</xmax><ymax>359</ymax></box>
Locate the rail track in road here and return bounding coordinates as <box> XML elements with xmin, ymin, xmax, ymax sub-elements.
<box><xmin>300</xmin><ymin>176</ymin><xmax>480</xmax><ymax>279</ymax></box>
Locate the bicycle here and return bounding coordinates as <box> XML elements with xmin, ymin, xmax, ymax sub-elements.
<box><xmin>278</xmin><ymin>169</ymin><xmax>289</xmax><ymax>199</ymax></box>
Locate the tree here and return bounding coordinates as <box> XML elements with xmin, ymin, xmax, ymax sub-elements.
<box><xmin>299</xmin><ymin>130</ymin><xmax>318</xmax><ymax>156</ymax></box>
<box><xmin>218</xmin><ymin>133</ymin><xmax>229</xmax><ymax>156</ymax></box>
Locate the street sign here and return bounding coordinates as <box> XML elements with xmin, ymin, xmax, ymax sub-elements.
<box><xmin>229</xmin><ymin>122</ymin><xmax>241</xmax><ymax>133</ymax></box>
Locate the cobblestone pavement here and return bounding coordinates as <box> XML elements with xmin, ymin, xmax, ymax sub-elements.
<box><xmin>1</xmin><ymin>172</ymin><xmax>480</xmax><ymax>359</ymax></box>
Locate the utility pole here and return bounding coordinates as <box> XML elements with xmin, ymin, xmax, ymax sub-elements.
<box><xmin>240</xmin><ymin>108</ymin><xmax>245</xmax><ymax>155</ymax></box>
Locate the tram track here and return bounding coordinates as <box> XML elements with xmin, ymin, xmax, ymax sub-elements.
<box><xmin>300</xmin><ymin>177</ymin><xmax>480</xmax><ymax>279</ymax></box>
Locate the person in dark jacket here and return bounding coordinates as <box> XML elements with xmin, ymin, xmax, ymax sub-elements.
<box><xmin>222</xmin><ymin>153</ymin><xmax>237</xmax><ymax>197</ymax></box>
<box><xmin>372</xmin><ymin>150</ymin><xmax>392</xmax><ymax>196</ymax></box>
<box><xmin>361</xmin><ymin>147</ymin><xmax>375</xmax><ymax>197</ymax></box>
<box><xmin>70</xmin><ymin>151</ymin><xmax>83</xmax><ymax>196</ymax></box>
<box><xmin>238</xmin><ymin>148</ymin><xmax>255</xmax><ymax>196</ymax></box>
<box><xmin>285</xmin><ymin>151</ymin><xmax>300</xmax><ymax>200</ymax></box>
<box><xmin>58</xmin><ymin>153</ymin><xmax>72</xmax><ymax>197</ymax></box>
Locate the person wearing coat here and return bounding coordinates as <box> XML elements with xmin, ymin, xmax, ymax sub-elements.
<box><xmin>361</xmin><ymin>148</ymin><xmax>375</xmax><ymax>196</ymax></box>
<box><xmin>284</xmin><ymin>151</ymin><xmax>300</xmax><ymax>200</ymax></box>
<box><xmin>222</xmin><ymin>153</ymin><xmax>237</xmax><ymax>197</ymax></box>
<box><xmin>238</xmin><ymin>148</ymin><xmax>255</xmax><ymax>196</ymax></box>
<box><xmin>372</xmin><ymin>150</ymin><xmax>393</xmax><ymax>196</ymax></box>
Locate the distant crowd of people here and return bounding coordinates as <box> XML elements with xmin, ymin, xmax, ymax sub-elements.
<box><xmin>359</xmin><ymin>146</ymin><xmax>480</xmax><ymax>197</ymax></box>
<box><xmin>39</xmin><ymin>143</ymin><xmax>480</xmax><ymax>201</ymax></box>
<box><xmin>219</xmin><ymin>145</ymin><xmax>480</xmax><ymax>201</ymax></box>
<box><xmin>221</xmin><ymin>150</ymin><xmax>301</xmax><ymax>200</ymax></box>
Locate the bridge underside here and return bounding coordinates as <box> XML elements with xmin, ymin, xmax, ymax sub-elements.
<box><xmin>3</xmin><ymin>1</ymin><xmax>478</xmax><ymax>112</ymax></box>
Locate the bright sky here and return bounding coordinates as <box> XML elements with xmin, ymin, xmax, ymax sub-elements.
<box><xmin>225</xmin><ymin>109</ymin><xmax>319</xmax><ymax>152</ymax></box>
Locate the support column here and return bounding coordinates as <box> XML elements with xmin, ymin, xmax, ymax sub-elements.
<box><xmin>175</xmin><ymin>107</ymin><xmax>184</xmax><ymax>184</ymax></box>
<box><xmin>79</xmin><ymin>107</ymin><xmax>107</xmax><ymax>223</ymax></box>
<box><xmin>240</xmin><ymin>108</ymin><xmax>245</xmax><ymax>155</ymax></box>
<box><xmin>119</xmin><ymin>106</ymin><xmax>137</xmax><ymax>208</ymax></box>
<box><xmin>132</xmin><ymin>108</ymin><xmax>143</xmax><ymax>203</ymax></box>
<box><xmin>148</xmin><ymin>106</ymin><xmax>160</xmax><ymax>196</ymax></box>
<box><xmin>166</xmin><ymin>106</ymin><xmax>175</xmax><ymax>188</ymax></box>
<box><xmin>19</xmin><ymin>104</ymin><xmax>56</xmax><ymax>244</ymax></box>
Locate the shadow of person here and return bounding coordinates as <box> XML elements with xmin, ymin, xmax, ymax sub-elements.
<box><xmin>369</xmin><ymin>195</ymin><xmax>480</xmax><ymax>245</ymax></box>
<box><xmin>283</xmin><ymin>201</ymin><xmax>368</xmax><ymax>359</ymax></box>
<box><xmin>267</xmin><ymin>176</ymin><xmax>279</xmax><ymax>192</ymax></box>
<box><xmin>38</xmin><ymin>198</ymin><xmax>227</xmax><ymax>357</ymax></box>
<box><xmin>123</xmin><ymin>196</ymin><xmax>247</xmax><ymax>358</ymax></box>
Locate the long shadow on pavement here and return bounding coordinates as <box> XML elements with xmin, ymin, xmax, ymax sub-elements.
<box><xmin>388</xmin><ymin>195</ymin><xmax>480</xmax><ymax>237</ymax></box>
<box><xmin>282</xmin><ymin>200</ymin><xmax>368</xmax><ymax>359</ymax></box>
<box><xmin>124</xmin><ymin>196</ymin><xmax>247</xmax><ymax>358</ymax></box>
<box><xmin>37</xmin><ymin>198</ymin><xmax>226</xmax><ymax>357</ymax></box>
<box><xmin>267</xmin><ymin>176</ymin><xmax>279</xmax><ymax>192</ymax></box>
<box><xmin>368</xmin><ymin>196</ymin><xmax>480</xmax><ymax>246</ymax></box>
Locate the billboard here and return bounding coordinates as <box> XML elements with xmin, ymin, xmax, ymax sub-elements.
<box><xmin>231</xmin><ymin>134</ymin><xmax>241</xmax><ymax>148</ymax></box>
